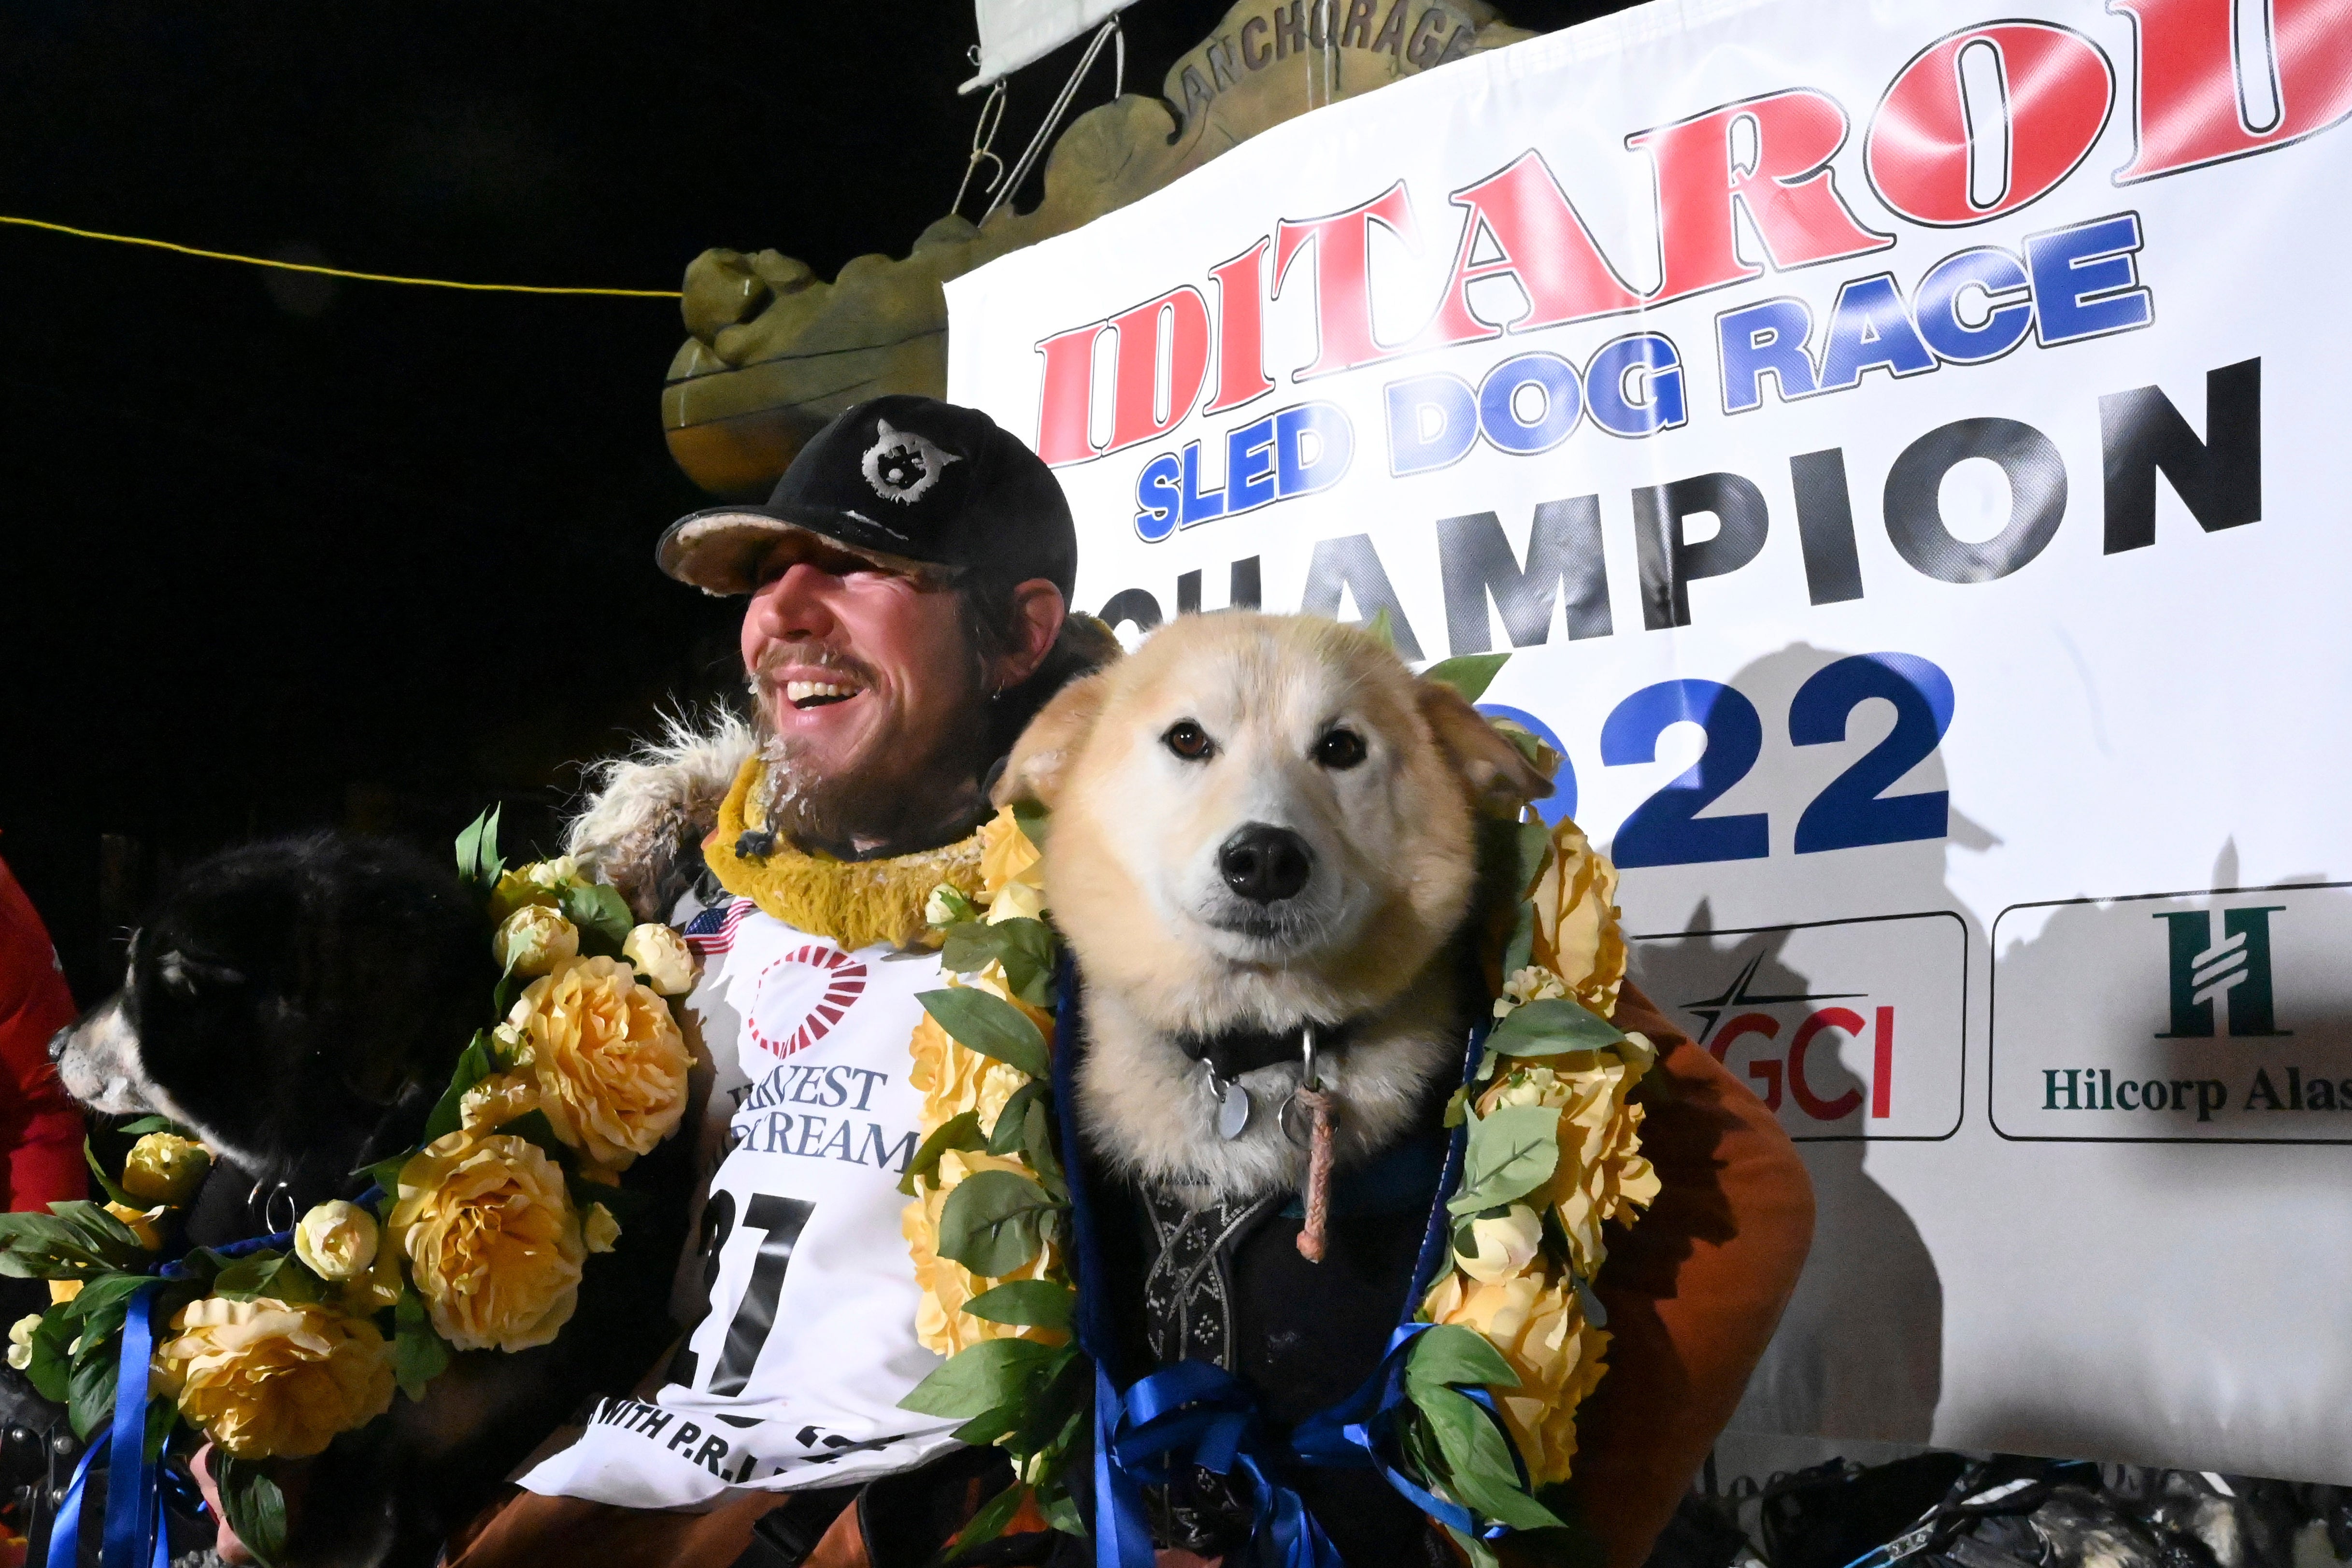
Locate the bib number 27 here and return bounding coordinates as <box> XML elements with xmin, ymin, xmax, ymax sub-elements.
<box><xmin>671</xmin><ymin>1191</ymin><xmax>816</xmax><ymax>1396</ymax></box>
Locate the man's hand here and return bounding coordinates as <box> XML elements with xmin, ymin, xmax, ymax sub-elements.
<box><xmin>189</xmin><ymin>1444</ymin><xmax>254</xmax><ymax>1565</ymax></box>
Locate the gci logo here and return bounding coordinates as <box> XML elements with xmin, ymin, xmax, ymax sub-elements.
<box><xmin>1683</xmin><ymin>952</ymin><xmax>1896</xmax><ymax>1124</ymax></box>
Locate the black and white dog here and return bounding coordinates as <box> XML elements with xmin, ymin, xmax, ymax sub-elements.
<box><xmin>44</xmin><ymin>832</ymin><xmax>691</xmax><ymax>1568</ymax></box>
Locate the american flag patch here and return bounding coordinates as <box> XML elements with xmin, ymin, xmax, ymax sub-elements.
<box><xmin>685</xmin><ymin>898</ymin><xmax>752</xmax><ymax>955</ymax></box>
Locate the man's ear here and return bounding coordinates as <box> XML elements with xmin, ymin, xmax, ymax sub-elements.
<box><xmin>1417</xmin><ymin>681</ymin><xmax>1555</xmax><ymax>809</ymax></box>
<box><xmin>994</xmin><ymin>669</ymin><xmax>1110</xmax><ymax>810</ymax></box>
<box><xmin>992</xmin><ymin>580</ymin><xmax>1068</xmax><ymax>691</ymax></box>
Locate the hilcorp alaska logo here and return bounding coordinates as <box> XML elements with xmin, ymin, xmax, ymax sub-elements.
<box><xmin>1991</xmin><ymin>884</ymin><xmax>2352</xmax><ymax>1140</ymax></box>
<box><xmin>1633</xmin><ymin>912</ymin><xmax>1967</xmax><ymax>1142</ymax></box>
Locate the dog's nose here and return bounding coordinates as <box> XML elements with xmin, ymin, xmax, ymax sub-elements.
<box><xmin>1218</xmin><ymin>825</ymin><xmax>1312</xmax><ymax>904</ymax></box>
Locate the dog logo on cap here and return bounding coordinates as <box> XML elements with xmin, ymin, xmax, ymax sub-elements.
<box><xmin>860</xmin><ymin>417</ymin><xmax>957</xmax><ymax>505</ymax></box>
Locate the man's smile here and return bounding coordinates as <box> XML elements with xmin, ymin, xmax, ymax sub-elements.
<box><xmin>783</xmin><ymin>678</ymin><xmax>864</xmax><ymax>710</ymax></box>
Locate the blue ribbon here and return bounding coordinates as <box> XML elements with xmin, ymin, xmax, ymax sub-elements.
<box><xmin>48</xmin><ymin>1283</ymin><xmax>171</xmax><ymax>1568</ymax></box>
<box><xmin>46</xmin><ymin>1226</ymin><xmax>297</xmax><ymax>1568</ymax></box>
<box><xmin>1053</xmin><ymin>959</ymin><xmax>1525</xmax><ymax>1567</ymax></box>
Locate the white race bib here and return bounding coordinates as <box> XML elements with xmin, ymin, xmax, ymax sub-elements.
<box><xmin>519</xmin><ymin>901</ymin><xmax>959</xmax><ymax>1507</ymax></box>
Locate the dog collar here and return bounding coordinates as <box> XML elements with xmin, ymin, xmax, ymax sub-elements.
<box><xmin>1173</xmin><ymin>1017</ymin><xmax>1359</xmax><ymax>1084</ymax></box>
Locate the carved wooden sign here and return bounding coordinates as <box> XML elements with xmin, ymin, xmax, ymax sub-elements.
<box><xmin>662</xmin><ymin>0</ymin><xmax>1527</xmax><ymax>497</ymax></box>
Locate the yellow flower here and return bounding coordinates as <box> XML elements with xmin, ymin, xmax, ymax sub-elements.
<box><xmin>1455</xmin><ymin>1204</ymin><xmax>1543</xmax><ymax>1284</ymax></box>
<box><xmin>385</xmin><ymin>1131</ymin><xmax>585</xmax><ymax>1353</ymax></box>
<box><xmin>620</xmin><ymin>923</ymin><xmax>699</xmax><ymax>996</ymax></box>
<box><xmin>48</xmin><ymin>1281</ymin><xmax>81</xmax><ymax>1306</ymax></box>
<box><xmin>1423</xmin><ymin>1267</ymin><xmax>1611</xmax><ymax>1487</ymax></box>
<box><xmin>293</xmin><ymin>1200</ymin><xmax>378</xmax><ymax>1282</ymax></box>
<box><xmin>1494</xmin><ymin>965</ymin><xmax>1569</xmax><ymax>1019</ymax></box>
<box><xmin>459</xmin><ymin>1069</ymin><xmax>542</xmax><ymax>1133</ymax></box>
<box><xmin>901</xmin><ymin>1149</ymin><xmax>1065</xmax><ymax>1357</ymax></box>
<box><xmin>907</xmin><ymin>967</ymin><xmax>1051</xmax><ymax>1134</ymax></box>
<box><xmin>120</xmin><ymin>1133</ymin><xmax>211</xmax><ymax>1206</ymax></box>
<box><xmin>977</xmin><ymin>808</ymin><xmax>1045</xmax><ymax>909</ymax></box>
<box><xmin>1476</xmin><ymin>1060</ymin><xmax>1657</xmax><ymax>1279</ymax></box>
<box><xmin>6</xmin><ymin>1314</ymin><xmax>38</xmax><ymax>1371</ymax></box>
<box><xmin>104</xmin><ymin>1202</ymin><xmax>166</xmax><ymax>1252</ymax></box>
<box><xmin>494</xmin><ymin>904</ymin><xmax>579</xmax><ymax>976</ymax></box>
<box><xmin>925</xmin><ymin>884</ymin><xmax>980</xmax><ymax>928</ymax></box>
<box><xmin>984</xmin><ymin>880</ymin><xmax>1047</xmax><ymax>926</ymax></box>
<box><xmin>1524</xmin><ymin>821</ymin><xmax>1625</xmax><ymax>1015</ymax></box>
<box><xmin>336</xmin><ymin>1233</ymin><xmax>404</xmax><ymax>1315</ymax></box>
<box><xmin>504</xmin><ymin>955</ymin><xmax>691</xmax><ymax>1170</ymax></box>
<box><xmin>487</xmin><ymin>857</ymin><xmax>580</xmax><ymax>921</ymax></box>
<box><xmin>152</xmin><ymin>1297</ymin><xmax>395</xmax><ymax>1459</ymax></box>
<box><xmin>583</xmin><ymin>1203</ymin><xmax>621</xmax><ymax>1254</ymax></box>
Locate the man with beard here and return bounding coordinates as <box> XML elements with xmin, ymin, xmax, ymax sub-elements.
<box><xmin>440</xmin><ymin>397</ymin><xmax>1812</xmax><ymax>1568</ymax></box>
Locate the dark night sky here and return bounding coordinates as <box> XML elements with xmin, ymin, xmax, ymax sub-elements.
<box><xmin>0</xmin><ymin>0</ymin><xmax>1612</xmax><ymax>1004</ymax></box>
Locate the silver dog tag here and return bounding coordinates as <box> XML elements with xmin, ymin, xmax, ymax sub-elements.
<box><xmin>1216</xmin><ymin>1078</ymin><xmax>1253</xmax><ymax>1140</ymax></box>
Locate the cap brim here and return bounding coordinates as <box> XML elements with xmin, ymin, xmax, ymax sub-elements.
<box><xmin>656</xmin><ymin>507</ymin><xmax>956</xmax><ymax>596</ymax></box>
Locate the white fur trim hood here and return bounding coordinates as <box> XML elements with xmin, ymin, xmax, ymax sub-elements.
<box><xmin>564</xmin><ymin>707</ymin><xmax>755</xmax><ymax>922</ymax></box>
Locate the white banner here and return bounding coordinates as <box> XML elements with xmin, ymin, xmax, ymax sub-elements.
<box><xmin>945</xmin><ymin>0</ymin><xmax>2352</xmax><ymax>1482</ymax></box>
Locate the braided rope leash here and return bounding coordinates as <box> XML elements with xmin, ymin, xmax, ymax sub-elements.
<box><xmin>1292</xmin><ymin>1022</ymin><xmax>1339</xmax><ymax>1263</ymax></box>
<box><xmin>1294</xmin><ymin>1086</ymin><xmax>1338</xmax><ymax>1262</ymax></box>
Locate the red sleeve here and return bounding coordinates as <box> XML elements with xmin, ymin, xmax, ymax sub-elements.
<box><xmin>1562</xmin><ymin>979</ymin><xmax>1816</xmax><ymax>1568</ymax></box>
<box><xmin>0</xmin><ymin>855</ymin><xmax>87</xmax><ymax>1212</ymax></box>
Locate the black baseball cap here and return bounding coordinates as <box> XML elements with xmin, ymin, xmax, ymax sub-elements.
<box><xmin>657</xmin><ymin>395</ymin><xmax>1077</xmax><ymax>599</ymax></box>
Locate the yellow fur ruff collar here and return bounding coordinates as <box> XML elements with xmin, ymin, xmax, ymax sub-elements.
<box><xmin>703</xmin><ymin>756</ymin><xmax>985</xmax><ymax>952</ymax></box>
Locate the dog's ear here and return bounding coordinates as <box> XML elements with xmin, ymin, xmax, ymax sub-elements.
<box><xmin>1417</xmin><ymin>681</ymin><xmax>1556</xmax><ymax>809</ymax></box>
<box><xmin>994</xmin><ymin>670</ymin><xmax>1112</xmax><ymax>810</ymax></box>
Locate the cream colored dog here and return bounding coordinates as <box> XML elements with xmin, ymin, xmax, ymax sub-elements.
<box><xmin>994</xmin><ymin>611</ymin><xmax>1550</xmax><ymax>1204</ymax></box>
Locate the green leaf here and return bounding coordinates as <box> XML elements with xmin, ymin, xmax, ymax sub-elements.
<box><xmin>937</xmin><ymin>1170</ymin><xmax>1056</xmax><ymax>1278</ymax></box>
<box><xmin>393</xmin><ymin>1291</ymin><xmax>451</xmax><ymax>1401</ymax></box>
<box><xmin>1364</xmin><ymin>606</ymin><xmax>1397</xmax><ymax>650</ymax></box>
<box><xmin>454</xmin><ymin>806</ymin><xmax>505</xmax><ymax>894</ymax></box>
<box><xmin>1488</xmin><ymin>997</ymin><xmax>1627</xmax><ymax>1058</ymax></box>
<box><xmin>963</xmin><ymin>1280</ymin><xmax>1074</xmax><ymax>1331</ymax></box>
<box><xmin>421</xmin><ymin>1030</ymin><xmax>499</xmax><ymax>1143</ymax></box>
<box><xmin>211</xmin><ymin>1250</ymin><xmax>326</xmax><ymax>1307</ymax></box>
<box><xmin>941</xmin><ymin>918</ymin><xmax>1057</xmax><ymax>1005</ymax></box>
<box><xmin>114</xmin><ymin>1115</ymin><xmax>181</xmax><ymax>1138</ymax></box>
<box><xmin>1416</xmin><ymin>1385</ymin><xmax>1566</xmax><ymax>1531</ymax></box>
<box><xmin>1421</xmin><ymin>653</ymin><xmax>1511</xmax><ymax>702</ymax></box>
<box><xmin>561</xmin><ymin>880</ymin><xmax>635</xmax><ymax>958</ymax></box>
<box><xmin>23</xmin><ymin>1309</ymin><xmax>72</xmax><ymax>1403</ymax></box>
<box><xmin>58</xmin><ymin>1273</ymin><xmax>146</xmax><ymax>1327</ymax></box>
<box><xmin>142</xmin><ymin>1391</ymin><xmax>177</xmax><ymax>1464</ymax></box>
<box><xmin>67</xmin><ymin>1347</ymin><xmax>117</xmax><ymax>1441</ymax></box>
<box><xmin>917</xmin><ymin>989</ymin><xmax>1050</xmax><ymax>1080</ymax></box>
<box><xmin>899</xmin><ymin>1335</ymin><xmax>1059</xmax><ymax>1418</ymax></box>
<box><xmin>364</xmin><ymin>1152</ymin><xmax>413</xmax><ymax>1208</ymax></box>
<box><xmin>896</xmin><ymin>1111</ymin><xmax>985</xmax><ymax>1197</ymax></box>
<box><xmin>1038</xmin><ymin>1483</ymin><xmax>1086</xmax><ymax>1537</ymax></box>
<box><xmin>216</xmin><ymin>1452</ymin><xmax>290</xmax><ymax>1568</ymax></box>
<box><xmin>1442</xmin><ymin>1085</ymin><xmax>1470</xmax><ymax>1129</ymax></box>
<box><xmin>51</xmin><ymin>1200</ymin><xmax>151</xmax><ymax>1261</ymax></box>
<box><xmin>1406</xmin><ymin>1324</ymin><xmax>1521</xmax><ymax>1397</ymax></box>
<box><xmin>82</xmin><ymin>1137</ymin><xmax>135</xmax><ymax>1208</ymax></box>
<box><xmin>1020</xmin><ymin>1098</ymin><xmax>1065</xmax><ymax>1197</ymax></box>
<box><xmin>1002</xmin><ymin>1349</ymin><xmax>1088</xmax><ymax>1456</ymax></box>
<box><xmin>1446</xmin><ymin>1105</ymin><xmax>1560</xmax><ymax>1217</ymax></box>
<box><xmin>942</xmin><ymin>1480</ymin><xmax>1031</xmax><ymax>1564</ymax></box>
<box><xmin>987</xmin><ymin>1081</ymin><xmax>1047</xmax><ymax>1156</ymax></box>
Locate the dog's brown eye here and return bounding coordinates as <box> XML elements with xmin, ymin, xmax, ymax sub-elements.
<box><xmin>1314</xmin><ymin>728</ymin><xmax>1367</xmax><ymax>770</ymax></box>
<box><xmin>1164</xmin><ymin>720</ymin><xmax>1215</xmax><ymax>761</ymax></box>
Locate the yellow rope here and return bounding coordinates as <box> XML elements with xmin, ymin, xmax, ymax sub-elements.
<box><xmin>0</xmin><ymin>213</ymin><xmax>682</xmax><ymax>298</ymax></box>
